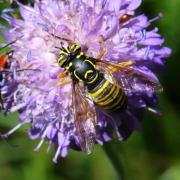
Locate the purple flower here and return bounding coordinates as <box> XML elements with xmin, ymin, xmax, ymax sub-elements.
<box><xmin>0</xmin><ymin>0</ymin><xmax>171</xmax><ymax>163</ymax></box>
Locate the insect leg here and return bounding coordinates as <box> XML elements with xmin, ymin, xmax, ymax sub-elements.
<box><xmin>50</xmin><ymin>33</ymin><xmax>77</xmax><ymax>44</ymax></box>
<box><xmin>96</xmin><ymin>35</ymin><xmax>106</xmax><ymax>60</ymax></box>
<box><xmin>57</xmin><ymin>70</ymin><xmax>68</xmax><ymax>79</ymax></box>
<box><xmin>56</xmin><ymin>71</ymin><xmax>72</xmax><ymax>87</ymax></box>
<box><xmin>56</xmin><ymin>78</ymin><xmax>72</xmax><ymax>87</ymax></box>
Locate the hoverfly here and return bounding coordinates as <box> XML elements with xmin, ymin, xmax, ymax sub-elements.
<box><xmin>52</xmin><ymin>34</ymin><xmax>162</xmax><ymax>154</ymax></box>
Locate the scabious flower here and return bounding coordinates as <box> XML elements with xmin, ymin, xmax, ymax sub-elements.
<box><xmin>0</xmin><ymin>0</ymin><xmax>171</xmax><ymax>163</ymax></box>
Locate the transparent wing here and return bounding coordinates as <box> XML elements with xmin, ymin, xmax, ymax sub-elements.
<box><xmin>96</xmin><ymin>60</ymin><xmax>163</xmax><ymax>94</ymax></box>
<box><xmin>72</xmin><ymin>82</ymin><xmax>97</xmax><ymax>154</ymax></box>
<box><xmin>122</xmin><ymin>66</ymin><xmax>163</xmax><ymax>93</ymax></box>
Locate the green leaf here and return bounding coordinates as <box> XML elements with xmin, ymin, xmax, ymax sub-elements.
<box><xmin>158</xmin><ymin>162</ymin><xmax>180</xmax><ymax>180</ymax></box>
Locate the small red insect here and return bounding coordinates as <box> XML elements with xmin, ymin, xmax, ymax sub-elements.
<box><xmin>0</xmin><ymin>40</ymin><xmax>16</xmax><ymax>69</ymax></box>
<box><xmin>0</xmin><ymin>54</ymin><xmax>8</xmax><ymax>69</ymax></box>
<box><xmin>119</xmin><ymin>14</ymin><xmax>134</xmax><ymax>23</ymax></box>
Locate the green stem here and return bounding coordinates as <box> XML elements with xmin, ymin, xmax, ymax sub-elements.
<box><xmin>103</xmin><ymin>143</ymin><xmax>125</xmax><ymax>180</ymax></box>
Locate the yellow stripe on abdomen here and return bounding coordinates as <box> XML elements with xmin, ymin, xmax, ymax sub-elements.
<box><xmin>89</xmin><ymin>79</ymin><xmax>127</xmax><ymax>112</ymax></box>
<box><xmin>89</xmin><ymin>80</ymin><xmax>110</xmax><ymax>98</ymax></box>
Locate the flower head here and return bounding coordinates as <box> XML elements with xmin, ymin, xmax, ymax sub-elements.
<box><xmin>0</xmin><ymin>0</ymin><xmax>171</xmax><ymax>163</ymax></box>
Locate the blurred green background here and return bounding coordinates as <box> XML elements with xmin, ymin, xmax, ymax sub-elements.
<box><xmin>0</xmin><ymin>0</ymin><xmax>179</xmax><ymax>180</ymax></box>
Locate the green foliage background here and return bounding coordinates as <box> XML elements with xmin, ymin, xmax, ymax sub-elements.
<box><xmin>0</xmin><ymin>0</ymin><xmax>179</xmax><ymax>179</ymax></box>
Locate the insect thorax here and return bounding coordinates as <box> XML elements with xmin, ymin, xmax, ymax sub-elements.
<box><xmin>57</xmin><ymin>44</ymin><xmax>99</xmax><ymax>84</ymax></box>
<box><xmin>68</xmin><ymin>54</ymin><xmax>98</xmax><ymax>83</ymax></box>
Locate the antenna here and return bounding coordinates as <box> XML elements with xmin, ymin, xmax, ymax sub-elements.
<box><xmin>50</xmin><ymin>33</ymin><xmax>76</xmax><ymax>44</ymax></box>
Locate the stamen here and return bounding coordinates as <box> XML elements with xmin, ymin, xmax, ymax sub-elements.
<box><xmin>47</xmin><ymin>141</ymin><xmax>52</xmax><ymax>153</ymax></box>
<box><xmin>96</xmin><ymin>138</ymin><xmax>103</xmax><ymax>145</ymax></box>
<box><xmin>13</xmin><ymin>68</ymin><xmax>17</xmax><ymax>79</ymax></box>
<box><xmin>144</xmin><ymin>46</ymin><xmax>150</xmax><ymax>60</ymax></box>
<box><xmin>149</xmin><ymin>13</ymin><xmax>163</xmax><ymax>23</ymax></box>
<box><xmin>2</xmin><ymin>8</ymin><xmax>14</xmax><ymax>14</ymax></box>
<box><xmin>27</xmin><ymin>50</ymin><xmax>32</xmax><ymax>61</ymax></box>
<box><xmin>34</xmin><ymin>126</ymin><xmax>49</xmax><ymax>151</ymax></box>
<box><xmin>1</xmin><ymin>123</ymin><xmax>23</xmax><ymax>138</ymax></box>
<box><xmin>115</xmin><ymin>128</ymin><xmax>123</xmax><ymax>141</ymax></box>
<box><xmin>34</xmin><ymin>139</ymin><xmax>45</xmax><ymax>152</ymax></box>
<box><xmin>110</xmin><ymin>117</ymin><xmax>123</xmax><ymax>141</ymax></box>
<box><xmin>102</xmin><ymin>132</ymin><xmax>111</xmax><ymax>142</ymax></box>
<box><xmin>141</xmin><ymin>29</ymin><xmax>146</xmax><ymax>40</ymax></box>
<box><xmin>147</xmin><ymin>107</ymin><xmax>161</xmax><ymax>116</ymax></box>
<box><xmin>37</xmin><ymin>23</ymin><xmax>49</xmax><ymax>32</ymax></box>
<box><xmin>14</xmin><ymin>0</ymin><xmax>34</xmax><ymax>13</ymax></box>
<box><xmin>53</xmin><ymin>146</ymin><xmax>61</xmax><ymax>163</ymax></box>
<box><xmin>0</xmin><ymin>73</ymin><xmax>6</xmax><ymax>86</ymax></box>
<box><xmin>102</xmin><ymin>111</ymin><xmax>123</xmax><ymax>140</ymax></box>
<box><xmin>10</xmin><ymin>102</ymin><xmax>26</xmax><ymax>112</ymax></box>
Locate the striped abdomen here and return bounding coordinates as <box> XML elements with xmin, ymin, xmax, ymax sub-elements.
<box><xmin>87</xmin><ymin>74</ymin><xmax>127</xmax><ymax>112</ymax></box>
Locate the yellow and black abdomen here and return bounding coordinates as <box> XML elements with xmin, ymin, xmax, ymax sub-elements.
<box><xmin>87</xmin><ymin>73</ymin><xmax>127</xmax><ymax>112</ymax></box>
